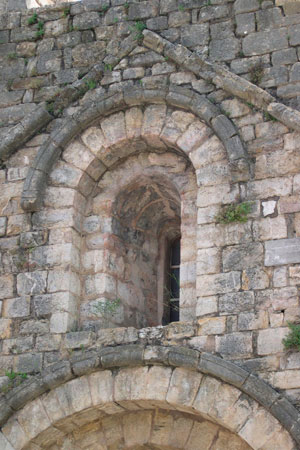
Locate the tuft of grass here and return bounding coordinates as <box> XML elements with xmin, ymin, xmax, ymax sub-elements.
<box><xmin>283</xmin><ymin>322</ymin><xmax>300</xmax><ymax>351</ymax></box>
<box><xmin>216</xmin><ymin>202</ymin><xmax>252</xmax><ymax>224</ymax></box>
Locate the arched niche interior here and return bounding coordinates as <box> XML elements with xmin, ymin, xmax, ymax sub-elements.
<box><xmin>80</xmin><ymin>149</ymin><xmax>197</xmax><ymax>331</ymax></box>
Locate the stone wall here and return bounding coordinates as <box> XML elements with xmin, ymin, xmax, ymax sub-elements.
<box><xmin>2</xmin><ymin>0</ymin><xmax>300</xmax><ymax>434</ymax></box>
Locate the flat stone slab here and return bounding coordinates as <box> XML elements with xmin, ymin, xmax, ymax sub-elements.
<box><xmin>265</xmin><ymin>238</ymin><xmax>300</xmax><ymax>266</ymax></box>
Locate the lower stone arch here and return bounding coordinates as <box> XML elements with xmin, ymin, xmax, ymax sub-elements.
<box><xmin>0</xmin><ymin>347</ymin><xmax>297</xmax><ymax>449</ymax></box>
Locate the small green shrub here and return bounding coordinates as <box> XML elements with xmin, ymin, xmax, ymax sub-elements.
<box><xmin>216</xmin><ymin>202</ymin><xmax>252</xmax><ymax>224</ymax></box>
<box><xmin>283</xmin><ymin>322</ymin><xmax>300</xmax><ymax>351</ymax></box>
<box><xmin>27</xmin><ymin>12</ymin><xmax>38</xmax><ymax>25</ymax></box>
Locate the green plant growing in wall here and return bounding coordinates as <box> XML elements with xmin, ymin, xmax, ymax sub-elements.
<box><xmin>249</xmin><ymin>62</ymin><xmax>264</xmax><ymax>85</ymax></box>
<box><xmin>63</xmin><ymin>7</ymin><xmax>71</xmax><ymax>17</ymax></box>
<box><xmin>216</xmin><ymin>202</ymin><xmax>252</xmax><ymax>224</ymax></box>
<box><xmin>93</xmin><ymin>298</ymin><xmax>121</xmax><ymax>318</ymax></box>
<box><xmin>99</xmin><ymin>4</ymin><xmax>109</xmax><ymax>16</ymax></box>
<box><xmin>263</xmin><ymin>111</ymin><xmax>277</xmax><ymax>122</ymax></box>
<box><xmin>35</xmin><ymin>21</ymin><xmax>45</xmax><ymax>40</ymax></box>
<box><xmin>1</xmin><ymin>370</ymin><xmax>28</xmax><ymax>393</ymax></box>
<box><xmin>7</xmin><ymin>52</ymin><xmax>18</xmax><ymax>60</ymax></box>
<box><xmin>85</xmin><ymin>79</ymin><xmax>97</xmax><ymax>90</ymax></box>
<box><xmin>104</xmin><ymin>63</ymin><xmax>113</xmax><ymax>71</ymax></box>
<box><xmin>27</xmin><ymin>12</ymin><xmax>38</xmax><ymax>25</ymax></box>
<box><xmin>283</xmin><ymin>322</ymin><xmax>300</xmax><ymax>351</ymax></box>
<box><xmin>130</xmin><ymin>21</ymin><xmax>146</xmax><ymax>42</ymax></box>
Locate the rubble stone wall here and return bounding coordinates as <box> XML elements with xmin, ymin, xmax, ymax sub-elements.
<box><xmin>1</xmin><ymin>0</ymin><xmax>300</xmax><ymax>439</ymax></box>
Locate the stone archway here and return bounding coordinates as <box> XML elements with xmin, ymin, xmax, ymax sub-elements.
<box><xmin>0</xmin><ymin>347</ymin><xmax>296</xmax><ymax>449</ymax></box>
<box><xmin>26</xmin><ymin>102</ymin><xmax>238</xmax><ymax>332</ymax></box>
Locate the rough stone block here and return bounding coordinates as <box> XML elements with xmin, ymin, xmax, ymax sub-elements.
<box><xmin>0</xmin><ymin>275</ymin><xmax>14</xmax><ymax>300</ymax></box>
<box><xmin>238</xmin><ymin>311</ymin><xmax>268</xmax><ymax>331</ymax></box>
<box><xmin>16</xmin><ymin>353</ymin><xmax>43</xmax><ymax>373</ymax></box>
<box><xmin>17</xmin><ymin>272</ymin><xmax>47</xmax><ymax>296</ymax></box>
<box><xmin>234</xmin><ymin>0</ymin><xmax>260</xmax><ymax>13</ymax></box>
<box><xmin>242</xmin><ymin>267</ymin><xmax>269</xmax><ymax>290</ymax></box>
<box><xmin>181</xmin><ymin>23</ymin><xmax>209</xmax><ymax>48</ymax></box>
<box><xmin>216</xmin><ymin>332</ymin><xmax>253</xmax><ymax>358</ymax></box>
<box><xmin>243</xmin><ymin>29</ymin><xmax>288</xmax><ymax>56</ymax></box>
<box><xmin>223</xmin><ymin>243</ymin><xmax>264</xmax><ymax>271</ymax></box>
<box><xmin>3</xmin><ymin>296</ymin><xmax>30</xmax><ymax>318</ymax></box>
<box><xmin>257</xmin><ymin>328</ymin><xmax>289</xmax><ymax>355</ymax></box>
<box><xmin>209</xmin><ymin>37</ymin><xmax>240</xmax><ymax>61</ymax></box>
<box><xmin>197</xmin><ymin>272</ymin><xmax>241</xmax><ymax>297</ymax></box>
<box><xmin>219</xmin><ymin>291</ymin><xmax>254</xmax><ymax>315</ymax></box>
<box><xmin>197</xmin><ymin>317</ymin><xmax>226</xmax><ymax>335</ymax></box>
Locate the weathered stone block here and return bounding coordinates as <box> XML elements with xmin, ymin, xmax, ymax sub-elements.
<box><xmin>216</xmin><ymin>332</ymin><xmax>253</xmax><ymax>357</ymax></box>
<box><xmin>238</xmin><ymin>311</ymin><xmax>268</xmax><ymax>331</ymax></box>
<box><xmin>0</xmin><ymin>275</ymin><xmax>14</xmax><ymax>300</ymax></box>
<box><xmin>209</xmin><ymin>37</ymin><xmax>240</xmax><ymax>61</ymax></box>
<box><xmin>265</xmin><ymin>238</ymin><xmax>300</xmax><ymax>266</ymax></box>
<box><xmin>197</xmin><ymin>317</ymin><xmax>226</xmax><ymax>335</ymax></box>
<box><xmin>242</xmin><ymin>267</ymin><xmax>270</xmax><ymax>290</ymax></box>
<box><xmin>197</xmin><ymin>271</ymin><xmax>241</xmax><ymax>297</ymax></box>
<box><xmin>73</xmin><ymin>12</ymin><xmax>101</xmax><ymax>30</ymax></box>
<box><xmin>219</xmin><ymin>291</ymin><xmax>255</xmax><ymax>315</ymax></box>
<box><xmin>16</xmin><ymin>352</ymin><xmax>43</xmax><ymax>373</ymax></box>
<box><xmin>196</xmin><ymin>296</ymin><xmax>218</xmax><ymax>317</ymax></box>
<box><xmin>181</xmin><ymin>23</ymin><xmax>209</xmax><ymax>48</ymax></box>
<box><xmin>257</xmin><ymin>328</ymin><xmax>289</xmax><ymax>356</ymax></box>
<box><xmin>223</xmin><ymin>243</ymin><xmax>264</xmax><ymax>271</ymax></box>
<box><xmin>3</xmin><ymin>296</ymin><xmax>30</xmax><ymax>318</ymax></box>
<box><xmin>234</xmin><ymin>0</ymin><xmax>260</xmax><ymax>13</ymax></box>
<box><xmin>243</xmin><ymin>29</ymin><xmax>288</xmax><ymax>56</ymax></box>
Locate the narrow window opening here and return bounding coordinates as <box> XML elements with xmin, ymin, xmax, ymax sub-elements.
<box><xmin>165</xmin><ymin>237</ymin><xmax>180</xmax><ymax>324</ymax></box>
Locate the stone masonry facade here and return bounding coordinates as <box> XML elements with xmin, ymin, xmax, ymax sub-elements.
<box><xmin>2</xmin><ymin>0</ymin><xmax>300</xmax><ymax>447</ymax></box>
